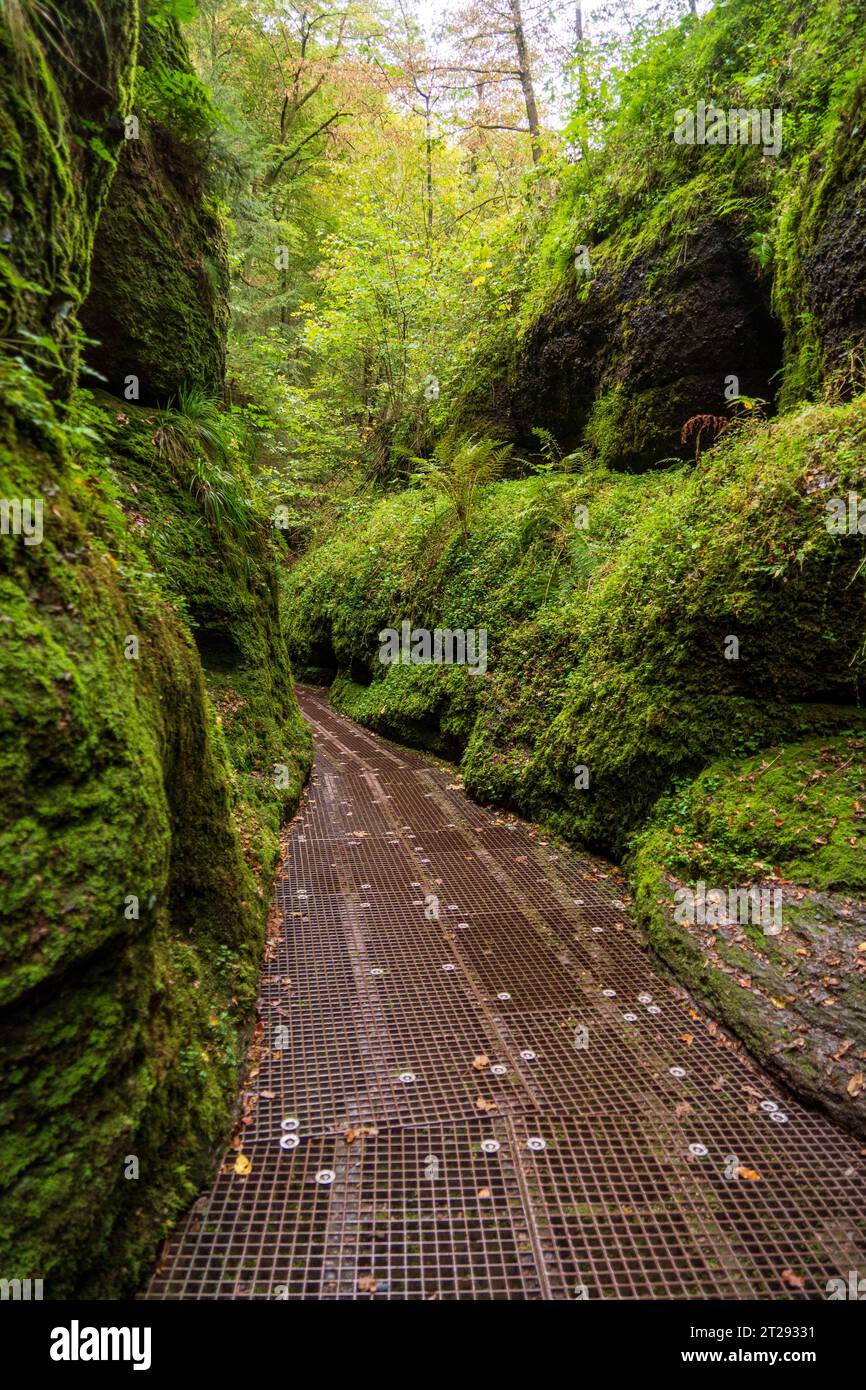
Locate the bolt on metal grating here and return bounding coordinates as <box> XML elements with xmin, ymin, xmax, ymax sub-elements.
<box><xmin>145</xmin><ymin>686</ymin><xmax>866</xmax><ymax>1301</ymax></box>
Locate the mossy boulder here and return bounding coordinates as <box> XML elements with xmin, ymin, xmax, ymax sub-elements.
<box><xmin>331</xmin><ymin>666</ymin><xmax>481</xmax><ymax>761</ymax></box>
<box><xmin>81</xmin><ymin>5</ymin><xmax>228</xmax><ymax>403</ymax></box>
<box><xmin>492</xmin><ymin>399</ymin><xmax>866</xmax><ymax>856</ymax></box>
<box><xmin>629</xmin><ymin>733</ymin><xmax>866</xmax><ymax>1137</ymax></box>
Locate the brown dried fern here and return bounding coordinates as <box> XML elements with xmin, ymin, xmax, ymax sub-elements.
<box><xmin>680</xmin><ymin>413</ymin><xmax>730</xmax><ymax>463</ymax></box>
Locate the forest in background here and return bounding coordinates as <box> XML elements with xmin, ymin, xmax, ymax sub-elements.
<box><xmin>180</xmin><ymin>0</ymin><xmax>733</xmax><ymax>527</ymax></box>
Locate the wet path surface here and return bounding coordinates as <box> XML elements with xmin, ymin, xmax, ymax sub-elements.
<box><xmin>146</xmin><ymin>686</ymin><xmax>866</xmax><ymax>1300</ymax></box>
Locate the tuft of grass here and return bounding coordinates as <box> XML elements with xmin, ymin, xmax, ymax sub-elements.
<box><xmin>151</xmin><ymin>387</ymin><xmax>254</xmax><ymax>536</ymax></box>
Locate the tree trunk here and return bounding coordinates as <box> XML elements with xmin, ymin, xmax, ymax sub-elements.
<box><xmin>508</xmin><ymin>0</ymin><xmax>541</xmax><ymax>164</ymax></box>
<box><xmin>574</xmin><ymin>3</ymin><xmax>589</xmax><ymax>162</ymax></box>
<box><xmin>425</xmin><ymin>93</ymin><xmax>433</xmax><ymax>238</ymax></box>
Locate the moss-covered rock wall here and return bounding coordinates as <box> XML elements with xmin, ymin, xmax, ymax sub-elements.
<box><xmin>493</xmin><ymin>211</ymin><xmax>780</xmax><ymax>469</ymax></box>
<box><xmin>629</xmin><ymin>733</ymin><xmax>866</xmax><ymax>1137</ymax></box>
<box><xmin>0</xmin><ymin>0</ymin><xmax>310</xmax><ymax>1297</ymax></box>
<box><xmin>81</xmin><ymin>3</ymin><xmax>228</xmax><ymax>404</ymax></box>
<box><xmin>286</xmin><ymin>398</ymin><xmax>866</xmax><ymax>858</ymax></box>
<box><xmin>0</xmin><ymin>0</ymin><xmax>138</xmax><ymax>392</ymax></box>
<box><xmin>774</xmin><ymin>64</ymin><xmax>866</xmax><ymax>407</ymax></box>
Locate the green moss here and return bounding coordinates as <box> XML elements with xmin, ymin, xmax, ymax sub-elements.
<box><xmin>583</xmin><ymin>384</ymin><xmax>684</xmax><ymax>472</ymax></box>
<box><xmin>498</xmin><ymin>398</ymin><xmax>866</xmax><ymax>855</ymax></box>
<box><xmin>631</xmin><ymin>733</ymin><xmax>866</xmax><ymax>892</ymax></box>
<box><xmin>0</xmin><ymin>364</ymin><xmax>251</xmax><ymax>1294</ymax></box>
<box><xmin>96</xmin><ymin>395</ymin><xmax>311</xmax><ymax>864</ymax></box>
<box><xmin>628</xmin><ymin>732</ymin><xmax>866</xmax><ymax>1137</ymax></box>
<box><xmin>332</xmin><ymin>666</ymin><xmax>480</xmax><ymax>760</ymax></box>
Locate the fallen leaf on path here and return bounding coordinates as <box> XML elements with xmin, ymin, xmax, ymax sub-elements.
<box><xmin>847</xmin><ymin>1072</ymin><xmax>864</xmax><ymax>1098</ymax></box>
<box><xmin>345</xmin><ymin>1125</ymin><xmax>379</xmax><ymax>1143</ymax></box>
<box><xmin>737</xmin><ymin>1166</ymin><xmax>762</xmax><ymax>1181</ymax></box>
<box><xmin>475</xmin><ymin>1097</ymin><xmax>497</xmax><ymax>1113</ymax></box>
<box><xmin>781</xmin><ymin>1269</ymin><xmax>805</xmax><ymax>1290</ymax></box>
<box><xmin>472</xmin><ymin>1054</ymin><xmax>490</xmax><ymax>1071</ymax></box>
<box><xmin>234</xmin><ymin>1153</ymin><xmax>252</xmax><ymax>1176</ymax></box>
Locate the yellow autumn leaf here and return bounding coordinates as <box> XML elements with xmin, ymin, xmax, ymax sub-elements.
<box><xmin>234</xmin><ymin>1152</ymin><xmax>252</xmax><ymax>1175</ymax></box>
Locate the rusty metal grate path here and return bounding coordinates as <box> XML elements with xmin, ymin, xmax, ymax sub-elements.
<box><xmin>145</xmin><ymin>686</ymin><xmax>866</xmax><ymax>1300</ymax></box>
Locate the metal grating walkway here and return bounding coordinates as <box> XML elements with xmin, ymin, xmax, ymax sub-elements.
<box><xmin>145</xmin><ymin>686</ymin><xmax>866</xmax><ymax>1300</ymax></box>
